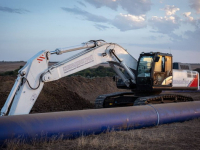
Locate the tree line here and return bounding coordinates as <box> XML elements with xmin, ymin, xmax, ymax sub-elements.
<box><xmin>0</xmin><ymin>66</ymin><xmax>116</xmax><ymax>78</ymax></box>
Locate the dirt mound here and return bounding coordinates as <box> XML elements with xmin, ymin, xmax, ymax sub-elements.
<box><xmin>1</xmin><ymin>76</ymin><xmax>199</xmax><ymax>114</ymax></box>
<box><xmin>55</xmin><ymin>76</ymin><xmax>128</xmax><ymax>103</ymax></box>
<box><xmin>31</xmin><ymin>81</ymin><xmax>94</xmax><ymax>113</ymax></box>
<box><xmin>0</xmin><ymin>76</ymin><xmax>127</xmax><ymax>114</ymax></box>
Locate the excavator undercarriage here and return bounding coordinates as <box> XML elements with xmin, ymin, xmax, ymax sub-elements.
<box><xmin>95</xmin><ymin>92</ymin><xmax>193</xmax><ymax>109</ymax></box>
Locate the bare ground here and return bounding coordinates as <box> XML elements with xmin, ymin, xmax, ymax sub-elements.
<box><xmin>0</xmin><ymin>62</ymin><xmax>26</xmax><ymax>73</ymax></box>
<box><xmin>0</xmin><ymin>76</ymin><xmax>200</xmax><ymax>150</ymax></box>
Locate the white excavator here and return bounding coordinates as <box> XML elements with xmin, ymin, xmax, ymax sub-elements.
<box><xmin>1</xmin><ymin>40</ymin><xmax>199</xmax><ymax>116</ymax></box>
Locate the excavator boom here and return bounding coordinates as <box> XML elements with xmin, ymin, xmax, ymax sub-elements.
<box><xmin>1</xmin><ymin>40</ymin><xmax>137</xmax><ymax>116</ymax></box>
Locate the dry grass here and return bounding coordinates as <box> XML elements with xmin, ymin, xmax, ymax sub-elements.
<box><xmin>2</xmin><ymin>118</ymin><xmax>200</xmax><ymax>150</ymax></box>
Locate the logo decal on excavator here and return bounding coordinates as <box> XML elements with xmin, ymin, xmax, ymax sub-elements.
<box><xmin>63</xmin><ymin>55</ymin><xmax>94</xmax><ymax>73</ymax></box>
<box><xmin>188</xmin><ymin>75</ymin><xmax>198</xmax><ymax>87</ymax></box>
<box><xmin>37</xmin><ymin>54</ymin><xmax>45</xmax><ymax>63</ymax></box>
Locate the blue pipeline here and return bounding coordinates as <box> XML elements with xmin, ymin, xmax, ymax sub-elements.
<box><xmin>0</xmin><ymin>101</ymin><xmax>200</xmax><ymax>145</ymax></box>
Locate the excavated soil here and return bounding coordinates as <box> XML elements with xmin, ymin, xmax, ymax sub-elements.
<box><xmin>0</xmin><ymin>76</ymin><xmax>128</xmax><ymax>113</ymax></box>
<box><xmin>0</xmin><ymin>76</ymin><xmax>200</xmax><ymax>114</ymax></box>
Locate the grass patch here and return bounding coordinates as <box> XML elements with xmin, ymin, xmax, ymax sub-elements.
<box><xmin>2</xmin><ymin>119</ymin><xmax>200</xmax><ymax>150</ymax></box>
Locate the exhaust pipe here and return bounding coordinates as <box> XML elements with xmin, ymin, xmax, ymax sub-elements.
<box><xmin>0</xmin><ymin>101</ymin><xmax>200</xmax><ymax>145</ymax></box>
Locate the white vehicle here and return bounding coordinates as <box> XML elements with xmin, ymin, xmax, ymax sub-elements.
<box><xmin>1</xmin><ymin>40</ymin><xmax>199</xmax><ymax>116</ymax></box>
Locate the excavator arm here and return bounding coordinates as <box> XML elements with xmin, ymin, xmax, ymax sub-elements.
<box><xmin>1</xmin><ymin>40</ymin><xmax>138</xmax><ymax>116</ymax></box>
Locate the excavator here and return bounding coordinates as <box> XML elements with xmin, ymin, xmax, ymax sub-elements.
<box><xmin>1</xmin><ymin>40</ymin><xmax>199</xmax><ymax>116</ymax></box>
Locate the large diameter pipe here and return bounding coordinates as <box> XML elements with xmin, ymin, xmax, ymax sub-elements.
<box><xmin>0</xmin><ymin>101</ymin><xmax>200</xmax><ymax>145</ymax></box>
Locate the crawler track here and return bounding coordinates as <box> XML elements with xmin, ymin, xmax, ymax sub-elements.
<box><xmin>95</xmin><ymin>92</ymin><xmax>135</xmax><ymax>108</ymax></box>
<box><xmin>95</xmin><ymin>92</ymin><xmax>193</xmax><ymax>108</ymax></box>
<box><xmin>133</xmin><ymin>94</ymin><xmax>193</xmax><ymax>105</ymax></box>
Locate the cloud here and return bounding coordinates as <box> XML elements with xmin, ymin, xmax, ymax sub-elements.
<box><xmin>161</xmin><ymin>5</ymin><xmax>180</xmax><ymax>16</ymax></box>
<box><xmin>62</xmin><ymin>7</ymin><xmax>146</xmax><ymax>31</ymax></box>
<box><xmin>183</xmin><ymin>12</ymin><xmax>194</xmax><ymax>22</ymax></box>
<box><xmin>189</xmin><ymin>0</ymin><xmax>200</xmax><ymax>14</ymax></box>
<box><xmin>171</xmin><ymin>29</ymin><xmax>200</xmax><ymax>51</ymax></box>
<box><xmin>183</xmin><ymin>12</ymin><xmax>191</xmax><ymax>17</ymax></box>
<box><xmin>85</xmin><ymin>0</ymin><xmax>118</xmax><ymax>10</ymax></box>
<box><xmin>112</xmin><ymin>14</ymin><xmax>146</xmax><ymax>31</ymax></box>
<box><xmin>190</xmin><ymin>18</ymin><xmax>200</xmax><ymax>29</ymax></box>
<box><xmin>85</xmin><ymin>0</ymin><xmax>152</xmax><ymax>15</ymax></box>
<box><xmin>94</xmin><ymin>24</ymin><xmax>110</xmax><ymax>30</ymax></box>
<box><xmin>143</xmin><ymin>35</ymin><xmax>165</xmax><ymax>40</ymax></box>
<box><xmin>128</xmin><ymin>30</ymin><xmax>200</xmax><ymax>52</ymax></box>
<box><xmin>185</xmin><ymin>28</ymin><xmax>200</xmax><ymax>39</ymax></box>
<box><xmin>77</xmin><ymin>1</ymin><xmax>87</xmax><ymax>7</ymax></box>
<box><xmin>61</xmin><ymin>7</ymin><xmax>109</xmax><ymax>23</ymax></box>
<box><xmin>182</xmin><ymin>12</ymin><xmax>200</xmax><ymax>29</ymax></box>
<box><xmin>148</xmin><ymin>16</ymin><xmax>180</xmax><ymax>34</ymax></box>
<box><xmin>196</xmin><ymin>19</ymin><xmax>200</xmax><ymax>29</ymax></box>
<box><xmin>133</xmin><ymin>24</ymin><xmax>200</xmax><ymax>52</ymax></box>
<box><xmin>0</xmin><ymin>6</ymin><xmax>30</xmax><ymax>14</ymax></box>
<box><xmin>117</xmin><ymin>0</ymin><xmax>152</xmax><ymax>16</ymax></box>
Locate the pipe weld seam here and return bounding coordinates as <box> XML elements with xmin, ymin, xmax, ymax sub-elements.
<box><xmin>148</xmin><ymin>104</ymin><xmax>160</xmax><ymax>126</ymax></box>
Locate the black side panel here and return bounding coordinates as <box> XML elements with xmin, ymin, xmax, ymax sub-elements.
<box><xmin>136</xmin><ymin>77</ymin><xmax>152</xmax><ymax>91</ymax></box>
<box><xmin>173</xmin><ymin>63</ymin><xmax>179</xmax><ymax>69</ymax></box>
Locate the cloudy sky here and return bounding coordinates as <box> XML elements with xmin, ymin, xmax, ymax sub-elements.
<box><xmin>0</xmin><ymin>0</ymin><xmax>200</xmax><ymax>63</ymax></box>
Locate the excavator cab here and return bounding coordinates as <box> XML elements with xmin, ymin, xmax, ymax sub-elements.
<box><xmin>136</xmin><ymin>52</ymin><xmax>172</xmax><ymax>92</ymax></box>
